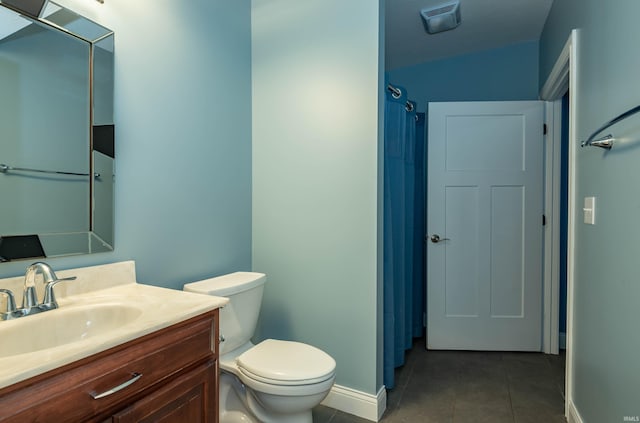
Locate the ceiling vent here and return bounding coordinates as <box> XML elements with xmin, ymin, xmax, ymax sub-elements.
<box><xmin>420</xmin><ymin>1</ymin><xmax>461</xmax><ymax>34</ymax></box>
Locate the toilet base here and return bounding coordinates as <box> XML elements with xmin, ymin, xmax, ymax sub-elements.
<box><xmin>220</xmin><ymin>410</ymin><xmax>257</xmax><ymax>423</ymax></box>
<box><xmin>219</xmin><ymin>373</ymin><xmax>257</xmax><ymax>422</ymax></box>
<box><xmin>220</xmin><ymin>372</ymin><xmax>321</xmax><ymax>423</ymax></box>
<box><xmin>245</xmin><ymin>390</ymin><xmax>313</xmax><ymax>423</ymax></box>
<box><xmin>221</xmin><ymin>410</ymin><xmax>311</xmax><ymax>423</ymax></box>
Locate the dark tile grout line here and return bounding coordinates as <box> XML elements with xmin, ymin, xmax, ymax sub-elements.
<box><xmin>326</xmin><ymin>407</ymin><xmax>338</xmax><ymax>422</ymax></box>
<box><xmin>382</xmin><ymin>346</ymin><xmax>418</xmax><ymax>416</ymax></box>
<box><xmin>450</xmin><ymin>365</ymin><xmax>458</xmax><ymax>423</ymax></box>
<box><xmin>503</xmin><ymin>353</ymin><xmax>518</xmax><ymax>423</ymax></box>
<box><xmin>325</xmin><ymin>411</ymin><xmax>334</xmax><ymax>422</ymax></box>
<box><xmin>451</xmin><ymin>358</ymin><xmax>462</xmax><ymax>423</ymax></box>
<box><xmin>388</xmin><ymin>344</ymin><xmax>429</xmax><ymax>420</ymax></box>
<box><xmin>394</xmin><ymin>351</ymin><xmax>417</xmax><ymax>407</ymax></box>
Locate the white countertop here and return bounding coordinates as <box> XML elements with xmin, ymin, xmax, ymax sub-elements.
<box><xmin>0</xmin><ymin>261</ymin><xmax>228</xmax><ymax>390</ymax></box>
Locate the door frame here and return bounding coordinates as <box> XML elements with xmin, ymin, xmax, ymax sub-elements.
<box><xmin>542</xmin><ymin>100</ymin><xmax>562</xmax><ymax>355</ymax></box>
<box><xmin>540</xmin><ymin>29</ymin><xmax>579</xmax><ymax>421</ymax></box>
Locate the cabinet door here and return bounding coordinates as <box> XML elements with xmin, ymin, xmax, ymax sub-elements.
<box><xmin>113</xmin><ymin>360</ymin><xmax>216</xmax><ymax>423</ymax></box>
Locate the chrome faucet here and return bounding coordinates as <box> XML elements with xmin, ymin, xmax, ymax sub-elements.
<box><xmin>24</xmin><ymin>262</ymin><xmax>77</xmax><ymax>311</ymax></box>
<box><xmin>0</xmin><ymin>289</ymin><xmax>19</xmax><ymax>320</ymax></box>
<box><xmin>0</xmin><ymin>262</ymin><xmax>76</xmax><ymax>321</ymax></box>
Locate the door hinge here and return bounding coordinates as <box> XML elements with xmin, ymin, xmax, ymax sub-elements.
<box><xmin>543</xmin><ymin>123</ymin><xmax>548</xmax><ymax>135</ymax></box>
<box><xmin>543</xmin><ymin>214</ymin><xmax>547</xmax><ymax>226</ymax></box>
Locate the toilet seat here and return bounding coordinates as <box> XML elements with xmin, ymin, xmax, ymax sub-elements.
<box><xmin>238</xmin><ymin>366</ymin><xmax>333</xmax><ymax>386</ymax></box>
<box><xmin>236</xmin><ymin>339</ymin><xmax>336</xmax><ymax>385</ymax></box>
<box><xmin>238</xmin><ymin>367</ymin><xmax>336</xmax><ymax>397</ymax></box>
<box><xmin>221</xmin><ymin>339</ymin><xmax>336</xmax><ymax>397</ymax></box>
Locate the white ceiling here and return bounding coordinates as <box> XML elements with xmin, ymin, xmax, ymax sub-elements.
<box><xmin>385</xmin><ymin>0</ymin><xmax>554</xmax><ymax>70</ymax></box>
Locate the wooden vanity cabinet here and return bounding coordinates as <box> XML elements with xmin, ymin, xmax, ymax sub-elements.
<box><xmin>0</xmin><ymin>310</ymin><xmax>219</xmax><ymax>423</ymax></box>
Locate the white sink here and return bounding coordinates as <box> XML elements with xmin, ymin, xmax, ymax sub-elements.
<box><xmin>0</xmin><ymin>303</ymin><xmax>142</xmax><ymax>358</ymax></box>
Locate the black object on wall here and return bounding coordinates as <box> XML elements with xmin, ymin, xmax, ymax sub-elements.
<box><xmin>1</xmin><ymin>0</ymin><xmax>49</xmax><ymax>18</ymax></box>
<box><xmin>93</xmin><ymin>125</ymin><xmax>115</xmax><ymax>158</ymax></box>
<box><xmin>0</xmin><ymin>235</ymin><xmax>46</xmax><ymax>262</ymax></box>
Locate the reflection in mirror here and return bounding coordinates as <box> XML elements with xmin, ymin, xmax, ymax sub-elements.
<box><xmin>0</xmin><ymin>0</ymin><xmax>48</xmax><ymax>19</ymax></box>
<box><xmin>0</xmin><ymin>1</ymin><xmax>114</xmax><ymax>261</ymax></box>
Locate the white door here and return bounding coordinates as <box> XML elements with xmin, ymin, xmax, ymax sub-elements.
<box><xmin>427</xmin><ymin>101</ymin><xmax>544</xmax><ymax>351</ymax></box>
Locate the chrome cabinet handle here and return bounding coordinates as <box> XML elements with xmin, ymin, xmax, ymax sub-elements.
<box><xmin>91</xmin><ymin>372</ymin><xmax>142</xmax><ymax>400</ymax></box>
<box><xmin>429</xmin><ymin>234</ymin><xmax>450</xmax><ymax>243</ymax></box>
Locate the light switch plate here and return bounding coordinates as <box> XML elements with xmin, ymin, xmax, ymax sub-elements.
<box><xmin>583</xmin><ymin>196</ymin><xmax>596</xmax><ymax>225</ymax></box>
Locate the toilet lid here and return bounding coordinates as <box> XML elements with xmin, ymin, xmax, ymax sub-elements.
<box><xmin>236</xmin><ymin>339</ymin><xmax>336</xmax><ymax>384</ymax></box>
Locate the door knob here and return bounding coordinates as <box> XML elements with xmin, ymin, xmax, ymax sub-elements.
<box><xmin>429</xmin><ymin>234</ymin><xmax>450</xmax><ymax>243</ymax></box>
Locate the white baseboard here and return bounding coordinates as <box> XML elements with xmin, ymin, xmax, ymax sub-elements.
<box><xmin>567</xmin><ymin>400</ymin><xmax>584</xmax><ymax>423</ymax></box>
<box><xmin>321</xmin><ymin>384</ymin><xmax>387</xmax><ymax>422</ymax></box>
<box><xmin>560</xmin><ymin>331</ymin><xmax>567</xmax><ymax>350</ymax></box>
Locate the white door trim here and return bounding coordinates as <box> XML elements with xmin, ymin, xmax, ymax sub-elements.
<box><xmin>542</xmin><ymin>100</ymin><xmax>562</xmax><ymax>355</ymax></box>
<box><xmin>539</xmin><ymin>29</ymin><xmax>579</xmax><ymax>420</ymax></box>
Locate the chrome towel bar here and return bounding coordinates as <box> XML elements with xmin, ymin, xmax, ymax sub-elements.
<box><xmin>0</xmin><ymin>163</ymin><xmax>99</xmax><ymax>178</ymax></box>
<box><xmin>581</xmin><ymin>104</ymin><xmax>640</xmax><ymax>149</ymax></box>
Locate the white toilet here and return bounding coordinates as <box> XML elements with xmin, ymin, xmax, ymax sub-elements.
<box><xmin>184</xmin><ymin>272</ymin><xmax>336</xmax><ymax>423</ymax></box>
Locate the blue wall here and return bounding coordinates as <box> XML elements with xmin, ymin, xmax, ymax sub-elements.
<box><xmin>0</xmin><ymin>0</ymin><xmax>253</xmax><ymax>288</ymax></box>
<box><xmin>251</xmin><ymin>0</ymin><xmax>382</xmax><ymax>395</ymax></box>
<box><xmin>387</xmin><ymin>40</ymin><xmax>540</xmax><ymax>111</ymax></box>
<box><xmin>540</xmin><ymin>1</ymin><xmax>640</xmax><ymax>420</ymax></box>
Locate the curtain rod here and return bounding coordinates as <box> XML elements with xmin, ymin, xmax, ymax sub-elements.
<box><xmin>387</xmin><ymin>84</ymin><xmax>415</xmax><ymax>113</ymax></box>
<box><xmin>387</xmin><ymin>84</ymin><xmax>402</xmax><ymax>99</ymax></box>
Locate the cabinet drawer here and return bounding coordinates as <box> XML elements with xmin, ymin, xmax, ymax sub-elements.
<box><xmin>112</xmin><ymin>360</ymin><xmax>216</xmax><ymax>423</ymax></box>
<box><xmin>0</xmin><ymin>312</ymin><xmax>216</xmax><ymax>423</ymax></box>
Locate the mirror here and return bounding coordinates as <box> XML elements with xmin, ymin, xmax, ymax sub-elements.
<box><xmin>0</xmin><ymin>1</ymin><xmax>114</xmax><ymax>262</ymax></box>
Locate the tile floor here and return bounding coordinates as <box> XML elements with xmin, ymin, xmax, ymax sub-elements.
<box><xmin>313</xmin><ymin>340</ymin><xmax>566</xmax><ymax>423</ymax></box>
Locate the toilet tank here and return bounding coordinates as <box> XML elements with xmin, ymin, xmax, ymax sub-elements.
<box><xmin>184</xmin><ymin>272</ymin><xmax>266</xmax><ymax>355</ymax></box>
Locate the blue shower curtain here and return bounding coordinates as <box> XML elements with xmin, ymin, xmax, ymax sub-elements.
<box><xmin>383</xmin><ymin>85</ymin><xmax>426</xmax><ymax>389</ymax></box>
<box><xmin>413</xmin><ymin>113</ymin><xmax>426</xmax><ymax>339</ymax></box>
